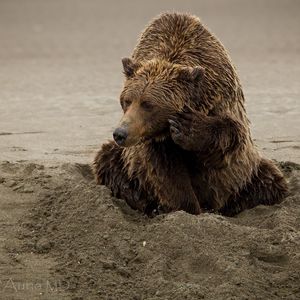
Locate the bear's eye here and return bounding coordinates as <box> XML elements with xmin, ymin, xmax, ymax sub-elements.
<box><xmin>121</xmin><ymin>99</ymin><xmax>132</xmax><ymax>111</ymax></box>
<box><xmin>140</xmin><ymin>101</ymin><xmax>153</xmax><ymax>111</ymax></box>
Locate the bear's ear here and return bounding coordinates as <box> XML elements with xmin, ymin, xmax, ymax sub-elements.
<box><xmin>177</xmin><ymin>66</ymin><xmax>205</xmax><ymax>83</ymax></box>
<box><xmin>122</xmin><ymin>57</ymin><xmax>140</xmax><ymax>78</ymax></box>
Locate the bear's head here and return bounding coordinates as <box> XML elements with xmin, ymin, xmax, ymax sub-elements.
<box><xmin>113</xmin><ymin>58</ymin><xmax>204</xmax><ymax>147</ymax></box>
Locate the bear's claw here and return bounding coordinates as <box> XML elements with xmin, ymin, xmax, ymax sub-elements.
<box><xmin>169</xmin><ymin>108</ymin><xmax>195</xmax><ymax>148</ymax></box>
<box><xmin>169</xmin><ymin>119</ymin><xmax>189</xmax><ymax>148</ymax></box>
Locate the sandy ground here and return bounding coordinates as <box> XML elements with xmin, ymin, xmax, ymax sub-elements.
<box><xmin>0</xmin><ymin>0</ymin><xmax>299</xmax><ymax>299</ymax></box>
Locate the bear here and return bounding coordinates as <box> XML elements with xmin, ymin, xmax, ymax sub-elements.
<box><xmin>93</xmin><ymin>12</ymin><xmax>288</xmax><ymax>216</ymax></box>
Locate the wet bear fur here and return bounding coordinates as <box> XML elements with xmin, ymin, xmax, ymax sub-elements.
<box><xmin>94</xmin><ymin>13</ymin><xmax>288</xmax><ymax>216</ymax></box>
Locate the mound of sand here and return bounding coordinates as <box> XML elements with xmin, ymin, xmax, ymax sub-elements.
<box><xmin>0</xmin><ymin>160</ymin><xmax>299</xmax><ymax>299</ymax></box>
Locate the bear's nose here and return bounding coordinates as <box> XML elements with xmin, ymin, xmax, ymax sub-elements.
<box><xmin>113</xmin><ymin>127</ymin><xmax>128</xmax><ymax>146</ymax></box>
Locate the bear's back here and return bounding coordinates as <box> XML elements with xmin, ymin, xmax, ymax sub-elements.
<box><xmin>133</xmin><ymin>13</ymin><xmax>229</xmax><ymax>68</ymax></box>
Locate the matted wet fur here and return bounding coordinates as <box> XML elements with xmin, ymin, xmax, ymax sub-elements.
<box><xmin>94</xmin><ymin>13</ymin><xmax>288</xmax><ymax>216</ymax></box>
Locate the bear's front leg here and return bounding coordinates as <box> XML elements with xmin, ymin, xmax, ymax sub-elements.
<box><xmin>155</xmin><ymin>177</ymin><xmax>202</xmax><ymax>215</ymax></box>
<box><xmin>169</xmin><ymin>106</ymin><xmax>246</xmax><ymax>166</ymax></box>
<box><xmin>147</xmin><ymin>142</ymin><xmax>202</xmax><ymax>215</ymax></box>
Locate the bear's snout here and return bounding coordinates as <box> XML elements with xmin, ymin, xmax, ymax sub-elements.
<box><xmin>113</xmin><ymin>127</ymin><xmax>128</xmax><ymax>146</ymax></box>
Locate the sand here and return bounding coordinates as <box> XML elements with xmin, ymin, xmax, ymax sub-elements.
<box><xmin>0</xmin><ymin>0</ymin><xmax>299</xmax><ymax>299</ymax></box>
<box><xmin>0</xmin><ymin>161</ymin><xmax>299</xmax><ymax>300</ymax></box>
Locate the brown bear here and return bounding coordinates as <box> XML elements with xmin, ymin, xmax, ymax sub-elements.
<box><xmin>93</xmin><ymin>13</ymin><xmax>288</xmax><ymax>216</ymax></box>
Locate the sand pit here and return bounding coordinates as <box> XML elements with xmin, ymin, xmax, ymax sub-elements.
<box><xmin>0</xmin><ymin>160</ymin><xmax>299</xmax><ymax>299</ymax></box>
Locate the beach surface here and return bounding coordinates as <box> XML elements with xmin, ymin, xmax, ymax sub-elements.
<box><xmin>0</xmin><ymin>0</ymin><xmax>299</xmax><ymax>299</ymax></box>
